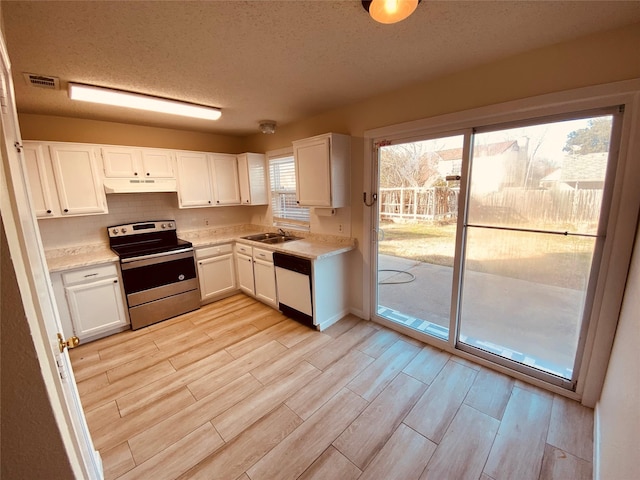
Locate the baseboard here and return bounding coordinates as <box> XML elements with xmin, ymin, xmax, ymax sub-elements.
<box><xmin>349</xmin><ymin>307</ymin><xmax>366</xmax><ymax>320</ymax></box>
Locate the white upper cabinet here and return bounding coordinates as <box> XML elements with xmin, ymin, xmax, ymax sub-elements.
<box><xmin>102</xmin><ymin>146</ymin><xmax>174</xmax><ymax>178</ymax></box>
<box><xmin>50</xmin><ymin>144</ymin><xmax>108</xmax><ymax>215</ymax></box>
<box><xmin>176</xmin><ymin>151</ymin><xmax>214</xmax><ymax>207</ymax></box>
<box><xmin>23</xmin><ymin>141</ymin><xmax>59</xmax><ymax>217</ymax></box>
<box><xmin>209</xmin><ymin>153</ymin><xmax>241</xmax><ymax>205</ymax></box>
<box><xmin>293</xmin><ymin>132</ymin><xmax>350</xmax><ymax>208</ymax></box>
<box><xmin>23</xmin><ymin>141</ymin><xmax>107</xmax><ymax>218</ymax></box>
<box><xmin>176</xmin><ymin>151</ymin><xmax>242</xmax><ymax>208</ymax></box>
<box><xmin>237</xmin><ymin>153</ymin><xmax>267</xmax><ymax>205</ymax></box>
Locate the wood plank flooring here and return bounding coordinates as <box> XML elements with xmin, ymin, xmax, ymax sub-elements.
<box><xmin>70</xmin><ymin>294</ymin><xmax>593</xmax><ymax>480</ymax></box>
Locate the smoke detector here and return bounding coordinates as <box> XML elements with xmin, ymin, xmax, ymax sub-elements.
<box><xmin>23</xmin><ymin>73</ymin><xmax>60</xmax><ymax>90</ymax></box>
<box><xmin>259</xmin><ymin>120</ymin><xmax>276</xmax><ymax>134</ymax></box>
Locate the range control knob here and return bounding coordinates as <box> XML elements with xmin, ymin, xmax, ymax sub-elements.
<box><xmin>121</xmin><ymin>227</ymin><xmax>127</xmax><ymax>234</ymax></box>
<box><xmin>161</xmin><ymin>223</ymin><xmax>167</xmax><ymax>229</ymax></box>
<box><xmin>112</xmin><ymin>228</ymin><xmax>119</xmax><ymax>235</ymax></box>
<box><xmin>168</xmin><ymin>222</ymin><xmax>174</xmax><ymax>228</ymax></box>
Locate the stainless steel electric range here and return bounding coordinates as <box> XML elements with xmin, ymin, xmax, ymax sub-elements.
<box><xmin>108</xmin><ymin>220</ymin><xmax>200</xmax><ymax>330</ymax></box>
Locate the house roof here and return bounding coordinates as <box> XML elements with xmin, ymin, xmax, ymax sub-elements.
<box><xmin>3</xmin><ymin>1</ymin><xmax>640</xmax><ymax>136</ymax></box>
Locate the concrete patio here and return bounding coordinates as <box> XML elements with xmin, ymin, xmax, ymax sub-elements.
<box><xmin>377</xmin><ymin>254</ymin><xmax>585</xmax><ymax>378</ymax></box>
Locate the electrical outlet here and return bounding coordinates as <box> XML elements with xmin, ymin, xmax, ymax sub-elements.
<box><xmin>205</xmin><ymin>219</ymin><xmax>209</xmax><ymax>226</ymax></box>
<box><xmin>338</xmin><ymin>223</ymin><xmax>343</xmax><ymax>233</ymax></box>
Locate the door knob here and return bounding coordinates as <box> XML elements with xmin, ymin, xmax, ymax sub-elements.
<box><xmin>57</xmin><ymin>333</ymin><xmax>80</xmax><ymax>353</ymax></box>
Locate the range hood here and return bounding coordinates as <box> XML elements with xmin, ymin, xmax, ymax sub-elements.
<box><xmin>103</xmin><ymin>177</ymin><xmax>178</xmax><ymax>194</ymax></box>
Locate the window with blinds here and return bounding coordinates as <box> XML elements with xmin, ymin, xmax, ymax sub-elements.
<box><xmin>268</xmin><ymin>155</ymin><xmax>310</xmax><ymax>228</ymax></box>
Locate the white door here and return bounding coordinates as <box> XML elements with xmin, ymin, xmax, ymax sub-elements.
<box><xmin>197</xmin><ymin>254</ymin><xmax>237</xmax><ymax>301</ymax></box>
<box><xmin>294</xmin><ymin>136</ymin><xmax>332</xmax><ymax>207</ymax></box>
<box><xmin>141</xmin><ymin>149</ymin><xmax>174</xmax><ymax>178</ymax></box>
<box><xmin>50</xmin><ymin>144</ymin><xmax>107</xmax><ymax>215</ymax></box>
<box><xmin>0</xmin><ymin>38</ymin><xmax>102</xmax><ymax>478</ymax></box>
<box><xmin>23</xmin><ymin>142</ymin><xmax>58</xmax><ymax>217</ymax></box>
<box><xmin>102</xmin><ymin>146</ymin><xmax>141</xmax><ymax>177</ymax></box>
<box><xmin>210</xmin><ymin>153</ymin><xmax>241</xmax><ymax>205</ymax></box>
<box><xmin>236</xmin><ymin>253</ymin><xmax>255</xmax><ymax>295</ymax></box>
<box><xmin>254</xmin><ymin>258</ymin><xmax>277</xmax><ymax>307</ymax></box>
<box><xmin>176</xmin><ymin>151</ymin><xmax>213</xmax><ymax>207</ymax></box>
<box><xmin>66</xmin><ymin>277</ymin><xmax>127</xmax><ymax>339</ymax></box>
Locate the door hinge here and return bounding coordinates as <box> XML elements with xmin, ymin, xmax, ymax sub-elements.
<box><xmin>56</xmin><ymin>355</ymin><xmax>68</xmax><ymax>382</ymax></box>
<box><xmin>14</xmin><ymin>141</ymin><xmax>23</xmax><ymax>153</ymax></box>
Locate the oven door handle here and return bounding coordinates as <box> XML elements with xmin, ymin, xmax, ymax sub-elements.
<box><xmin>120</xmin><ymin>248</ymin><xmax>194</xmax><ymax>269</ymax></box>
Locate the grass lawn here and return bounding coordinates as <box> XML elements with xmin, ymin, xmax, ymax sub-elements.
<box><xmin>378</xmin><ymin>220</ymin><xmax>593</xmax><ymax>290</ymax></box>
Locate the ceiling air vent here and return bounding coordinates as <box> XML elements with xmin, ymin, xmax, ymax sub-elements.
<box><xmin>23</xmin><ymin>73</ymin><xmax>60</xmax><ymax>90</ymax></box>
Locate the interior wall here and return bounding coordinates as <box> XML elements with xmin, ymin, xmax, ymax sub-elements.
<box><xmin>0</xmin><ymin>218</ymin><xmax>75</xmax><ymax>479</ymax></box>
<box><xmin>18</xmin><ymin>113</ymin><xmax>245</xmax><ymax>153</ymax></box>
<box><xmin>595</xmin><ymin>221</ymin><xmax>640</xmax><ymax>480</ymax></box>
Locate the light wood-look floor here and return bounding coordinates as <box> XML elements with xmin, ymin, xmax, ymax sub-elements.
<box><xmin>70</xmin><ymin>294</ymin><xmax>593</xmax><ymax>480</ymax></box>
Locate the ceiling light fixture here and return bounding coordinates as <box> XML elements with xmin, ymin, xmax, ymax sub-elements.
<box><xmin>68</xmin><ymin>83</ymin><xmax>221</xmax><ymax>121</ymax></box>
<box><xmin>259</xmin><ymin>120</ymin><xmax>277</xmax><ymax>134</ymax></box>
<box><xmin>362</xmin><ymin>0</ymin><xmax>420</xmax><ymax>24</ymax></box>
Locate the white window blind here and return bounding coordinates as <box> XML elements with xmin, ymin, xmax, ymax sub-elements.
<box><xmin>269</xmin><ymin>155</ymin><xmax>310</xmax><ymax>228</ymax></box>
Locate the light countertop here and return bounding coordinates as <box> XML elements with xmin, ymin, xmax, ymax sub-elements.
<box><xmin>45</xmin><ymin>225</ymin><xmax>356</xmax><ymax>272</ymax></box>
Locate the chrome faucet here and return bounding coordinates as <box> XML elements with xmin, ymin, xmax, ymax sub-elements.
<box><xmin>278</xmin><ymin>228</ymin><xmax>287</xmax><ymax>236</ymax></box>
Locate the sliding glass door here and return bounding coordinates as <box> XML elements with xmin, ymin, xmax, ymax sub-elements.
<box><xmin>376</xmin><ymin>134</ymin><xmax>466</xmax><ymax>341</ymax></box>
<box><xmin>373</xmin><ymin>110</ymin><xmax>619</xmax><ymax>387</ymax></box>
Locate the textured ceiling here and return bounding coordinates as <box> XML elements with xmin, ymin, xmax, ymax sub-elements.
<box><xmin>3</xmin><ymin>1</ymin><xmax>640</xmax><ymax>136</ymax></box>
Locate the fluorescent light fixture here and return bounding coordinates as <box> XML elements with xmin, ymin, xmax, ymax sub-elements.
<box><xmin>68</xmin><ymin>83</ymin><xmax>221</xmax><ymax>121</ymax></box>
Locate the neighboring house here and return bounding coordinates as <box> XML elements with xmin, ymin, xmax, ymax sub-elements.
<box><xmin>540</xmin><ymin>152</ymin><xmax>608</xmax><ymax>190</ymax></box>
<box><xmin>436</xmin><ymin>140</ymin><xmax>529</xmax><ymax>193</ymax></box>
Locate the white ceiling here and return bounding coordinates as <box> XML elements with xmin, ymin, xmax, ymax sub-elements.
<box><xmin>3</xmin><ymin>1</ymin><xmax>640</xmax><ymax>136</ymax></box>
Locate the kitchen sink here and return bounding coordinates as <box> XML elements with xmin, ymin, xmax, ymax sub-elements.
<box><xmin>241</xmin><ymin>233</ymin><xmax>301</xmax><ymax>244</ymax></box>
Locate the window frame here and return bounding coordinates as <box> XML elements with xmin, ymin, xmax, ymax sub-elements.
<box><xmin>266</xmin><ymin>148</ymin><xmax>310</xmax><ymax>230</ymax></box>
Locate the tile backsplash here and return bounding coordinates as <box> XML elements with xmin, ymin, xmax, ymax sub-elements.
<box><xmin>38</xmin><ymin>192</ymin><xmax>260</xmax><ymax>249</ymax></box>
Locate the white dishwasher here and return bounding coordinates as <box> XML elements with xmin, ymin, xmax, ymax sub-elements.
<box><xmin>273</xmin><ymin>252</ymin><xmax>314</xmax><ymax>328</ymax></box>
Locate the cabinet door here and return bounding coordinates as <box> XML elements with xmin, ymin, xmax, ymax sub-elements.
<box><xmin>254</xmin><ymin>258</ymin><xmax>277</xmax><ymax>307</ymax></box>
<box><xmin>197</xmin><ymin>253</ymin><xmax>237</xmax><ymax>302</ymax></box>
<box><xmin>294</xmin><ymin>137</ymin><xmax>332</xmax><ymax>207</ymax></box>
<box><xmin>238</xmin><ymin>153</ymin><xmax>267</xmax><ymax>205</ymax></box>
<box><xmin>102</xmin><ymin>146</ymin><xmax>141</xmax><ymax>177</ymax></box>
<box><xmin>176</xmin><ymin>151</ymin><xmax>214</xmax><ymax>207</ymax></box>
<box><xmin>236</xmin><ymin>253</ymin><xmax>255</xmax><ymax>295</ymax></box>
<box><xmin>23</xmin><ymin>142</ymin><xmax>58</xmax><ymax>217</ymax></box>
<box><xmin>141</xmin><ymin>149</ymin><xmax>174</xmax><ymax>178</ymax></box>
<box><xmin>49</xmin><ymin>144</ymin><xmax>108</xmax><ymax>215</ymax></box>
<box><xmin>210</xmin><ymin>153</ymin><xmax>240</xmax><ymax>205</ymax></box>
<box><xmin>65</xmin><ymin>277</ymin><xmax>127</xmax><ymax>339</ymax></box>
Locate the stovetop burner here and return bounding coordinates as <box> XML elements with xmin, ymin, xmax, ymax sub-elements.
<box><xmin>108</xmin><ymin>220</ymin><xmax>192</xmax><ymax>260</ymax></box>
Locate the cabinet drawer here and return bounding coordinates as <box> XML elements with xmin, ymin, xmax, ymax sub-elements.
<box><xmin>235</xmin><ymin>243</ymin><xmax>253</xmax><ymax>256</ymax></box>
<box><xmin>253</xmin><ymin>247</ymin><xmax>273</xmax><ymax>262</ymax></box>
<box><xmin>62</xmin><ymin>263</ymin><xmax>118</xmax><ymax>286</ymax></box>
<box><xmin>196</xmin><ymin>243</ymin><xmax>233</xmax><ymax>259</ymax></box>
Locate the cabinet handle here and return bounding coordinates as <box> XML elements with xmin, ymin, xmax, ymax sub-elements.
<box><xmin>208</xmin><ymin>200</ymin><xmax>211</xmax><ymax>204</ymax></box>
<box><xmin>146</xmin><ymin>172</ymin><xmax>150</xmax><ymax>176</ymax></box>
<box><xmin>64</xmin><ymin>208</ymin><xmax>69</xmax><ymax>213</ymax></box>
<box><xmin>216</xmin><ymin>200</ymin><xmax>220</xmax><ymax>204</ymax></box>
<box><xmin>113</xmin><ymin>279</ymin><xmax>118</xmax><ymax>284</ymax></box>
<box><xmin>296</xmin><ymin>201</ymin><xmax>300</xmax><ymax>204</ymax></box>
<box><xmin>134</xmin><ymin>172</ymin><xmax>138</xmax><ymax>176</ymax></box>
<box><xmin>46</xmin><ymin>209</ymin><xmax>52</xmax><ymax>214</ymax></box>
<box><xmin>84</xmin><ymin>273</ymin><xmax>98</xmax><ymax>278</ymax></box>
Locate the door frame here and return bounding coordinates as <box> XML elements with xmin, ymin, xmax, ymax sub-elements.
<box><xmin>0</xmin><ymin>33</ymin><xmax>102</xmax><ymax>478</ymax></box>
<box><xmin>362</xmin><ymin>79</ymin><xmax>640</xmax><ymax>406</ymax></box>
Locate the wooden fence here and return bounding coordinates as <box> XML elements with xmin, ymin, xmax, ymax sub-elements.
<box><xmin>379</xmin><ymin>187</ymin><xmax>603</xmax><ymax>226</ymax></box>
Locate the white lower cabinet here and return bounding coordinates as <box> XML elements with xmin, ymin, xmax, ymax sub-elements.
<box><xmin>235</xmin><ymin>244</ymin><xmax>277</xmax><ymax>308</ymax></box>
<box><xmin>52</xmin><ymin>263</ymin><xmax>129</xmax><ymax>343</ymax></box>
<box><xmin>196</xmin><ymin>244</ymin><xmax>237</xmax><ymax>303</ymax></box>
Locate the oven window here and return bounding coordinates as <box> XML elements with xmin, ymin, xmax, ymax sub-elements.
<box><xmin>121</xmin><ymin>256</ymin><xmax>197</xmax><ymax>294</ymax></box>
